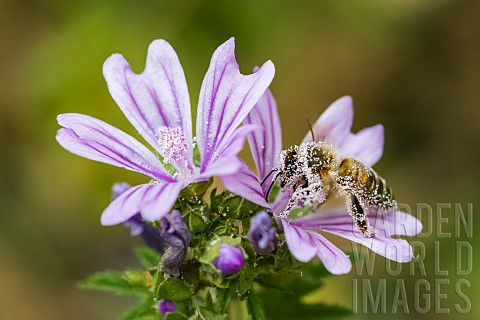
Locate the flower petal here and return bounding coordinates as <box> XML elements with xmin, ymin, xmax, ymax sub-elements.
<box><xmin>101</xmin><ymin>182</ymin><xmax>183</xmax><ymax>226</ymax></box>
<box><xmin>290</xmin><ymin>209</ymin><xmax>422</xmax><ymax>238</ymax></box>
<box><xmin>341</xmin><ymin>124</ymin><xmax>384</xmax><ymax>167</ymax></box>
<box><xmin>282</xmin><ymin>220</ymin><xmax>352</xmax><ymax>274</ymax></box>
<box><xmin>244</xmin><ymin>88</ymin><xmax>282</xmax><ymax>186</ymax></box>
<box><xmin>221</xmin><ymin>161</ymin><xmax>269</xmax><ymax>208</ymax></box>
<box><xmin>196</xmin><ymin>38</ymin><xmax>275</xmax><ymax>173</ymax></box>
<box><xmin>302</xmin><ymin>96</ymin><xmax>353</xmax><ymax>145</ymax></box>
<box><xmin>197</xmin><ymin>125</ymin><xmax>260</xmax><ymax>179</ymax></box>
<box><xmin>57</xmin><ymin>114</ymin><xmax>174</xmax><ymax>182</ymax></box>
<box><xmin>196</xmin><ymin>156</ymin><xmax>242</xmax><ymax>179</ymax></box>
<box><xmin>327</xmin><ymin>229</ymin><xmax>413</xmax><ymax>263</ymax></box>
<box><xmin>378</xmin><ymin>210</ymin><xmax>423</xmax><ymax>237</ymax></box>
<box><xmin>302</xmin><ymin>96</ymin><xmax>384</xmax><ymax>166</ymax></box>
<box><xmin>290</xmin><ymin>210</ymin><xmax>415</xmax><ymax>263</ymax></box>
<box><xmin>103</xmin><ymin>40</ymin><xmax>193</xmax><ymax>169</ymax></box>
<box><xmin>270</xmin><ymin>188</ymin><xmax>292</xmax><ymax>213</ymax></box>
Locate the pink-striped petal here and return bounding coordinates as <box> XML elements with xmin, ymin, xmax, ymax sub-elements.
<box><xmin>270</xmin><ymin>188</ymin><xmax>291</xmax><ymax>213</ymax></box>
<box><xmin>341</xmin><ymin>124</ymin><xmax>384</xmax><ymax>167</ymax></box>
<box><xmin>244</xmin><ymin>88</ymin><xmax>282</xmax><ymax>189</ymax></box>
<box><xmin>326</xmin><ymin>228</ymin><xmax>413</xmax><ymax>263</ymax></box>
<box><xmin>57</xmin><ymin>114</ymin><xmax>174</xmax><ymax>182</ymax></box>
<box><xmin>103</xmin><ymin>40</ymin><xmax>193</xmax><ymax>171</ymax></box>
<box><xmin>290</xmin><ymin>209</ymin><xmax>422</xmax><ymax>238</ymax></box>
<box><xmin>221</xmin><ymin>161</ymin><xmax>269</xmax><ymax>208</ymax></box>
<box><xmin>196</xmin><ymin>38</ymin><xmax>275</xmax><ymax>173</ymax></box>
<box><xmin>197</xmin><ymin>125</ymin><xmax>260</xmax><ymax>179</ymax></box>
<box><xmin>282</xmin><ymin>220</ymin><xmax>352</xmax><ymax>274</ymax></box>
<box><xmin>302</xmin><ymin>96</ymin><xmax>384</xmax><ymax>166</ymax></box>
<box><xmin>101</xmin><ymin>182</ymin><xmax>183</xmax><ymax>226</ymax></box>
<box><xmin>302</xmin><ymin>96</ymin><xmax>353</xmax><ymax>145</ymax></box>
<box><xmin>289</xmin><ymin>210</ymin><xmax>419</xmax><ymax>263</ymax></box>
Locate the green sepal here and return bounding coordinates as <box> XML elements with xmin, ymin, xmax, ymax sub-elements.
<box><xmin>178</xmin><ymin>179</ymin><xmax>213</xmax><ymax>203</ymax></box>
<box><xmin>217</xmin><ymin>193</ymin><xmax>260</xmax><ymax>219</ymax></box>
<box><xmin>199</xmin><ymin>236</ymin><xmax>243</xmax><ymax>265</ymax></box>
<box><xmin>182</xmin><ymin>205</ymin><xmax>210</xmax><ymax>233</ymax></box>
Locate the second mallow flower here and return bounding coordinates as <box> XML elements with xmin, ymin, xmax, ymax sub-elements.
<box><xmin>248</xmin><ymin>211</ymin><xmax>278</xmax><ymax>255</ymax></box>
<box><xmin>213</xmin><ymin>244</ymin><xmax>244</xmax><ymax>276</ymax></box>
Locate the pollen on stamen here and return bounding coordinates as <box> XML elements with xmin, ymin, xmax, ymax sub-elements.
<box><xmin>157</xmin><ymin>127</ymin><xmax>188</xmax><ymax>164</ymax></box>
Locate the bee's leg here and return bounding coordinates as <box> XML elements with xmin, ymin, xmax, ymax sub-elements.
<box><xmin>309</xmin><ymin>182</ymin><xmax>327</xmax><ymax>210</ymax></box>
<box><xmin>347</xmin><ymin>194</ymin><xmax>375</xmax><ymax>237</ymax></box>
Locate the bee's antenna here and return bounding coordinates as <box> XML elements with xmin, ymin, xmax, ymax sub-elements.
<box><xmin>265</xmin><ymin>171</ymin><xmax>281</xmax><ymax>201</ymax></box>
<box><xmin>307</xmin><ymin>119</ymin><xmax>315</xmax><ymax>141</ymax></box>
<box><xmin>261</xmin><ymin>168</ymin><xmax>279</xmax><ymax>186</ymax></box>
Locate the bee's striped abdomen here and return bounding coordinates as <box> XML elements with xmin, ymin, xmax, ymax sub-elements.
<box><xmin>337</xmin><ymin>157</ymin><xmax>396</xmax><ymax>214</ymax></box>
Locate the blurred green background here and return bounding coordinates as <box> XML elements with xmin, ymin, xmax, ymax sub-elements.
<box><xmin>1</xmin><ymin>0</ymin><xmax>479</xmax><ymax>319</ymax></box>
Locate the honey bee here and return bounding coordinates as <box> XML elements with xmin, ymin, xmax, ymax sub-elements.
<box><xmin>266</xmin><ymin>141</ymin><xmax>397</xmax><ymax>237</ymax></box>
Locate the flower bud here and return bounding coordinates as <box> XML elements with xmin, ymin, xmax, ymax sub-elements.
<box><xmin>248</xmin><ymin>211</ymin><xmax>278</xmax><ymax>255</ymax></box>
<box><xmin>111</xmin><ymin>182</ymin><xmax>131</xmax><ymax>200</ymax></box>
<box><xmin>157</xmin><ymin>299</ymin><xmax>176</xmax><ymax>317</ymax></box>
<box><xmin>213</xmin><ymin>244</ymin><xmax>244</xmax><ymax>276</ymax></box>
<box><xmin>160</xmin><ymin>210</ymin><xmax>191</xmax><ymax>277</ymax></box>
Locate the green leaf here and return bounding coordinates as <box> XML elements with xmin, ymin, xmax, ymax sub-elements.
<box><xmin>79</xmin><ymin>271</ymin><xmax>150</xmax><ymax>296</ymax></box>
<box><xmin>237</xmin><ymin>267</ymin><xmax>257</xmax><ymax>295</ymax></box>
<box><xmin>165</xmin><ymin>313</ymin><xmax>189</xmax><ymax>320</ymax></box>
<box><xmin>195</xmin><ymin>308</ymin><xmax>228</xmax><ymax>320</ymax></box>
<box><xmin>256</xmin><ymin>276</ymin><xmax>294</xmax><ymax>294</ymax></box>
<box><xmin>156</xmin><ymin>277</ymin><xmax>193</xmax><ymax>301</ymax></box>
<box><xmin>246</xmin><ymin>290</ymin><xmax>266</xmax><ymax>320</ymax></box>
<box><xmin>215</xmin><ymin>286</ymin><xmax>235</xmax><ymax>313</ymax></box>
<box><xmin>259</xmin><ymin>263</ymin><xmax>352</xmax><ymax>319</ymax></box>
<box><xmin>118</xmin><ymin>297</ymin><xmax>157</xmax><ymax>320</ymax></box>
<box><xmin>134</xmin><ymin>246</ymin><xmax>162</xmax><ymax>269</ymax></box>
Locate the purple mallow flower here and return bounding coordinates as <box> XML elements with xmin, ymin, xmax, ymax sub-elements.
<box><xmin>56</xmin><ymin>38</ymin><xmax>275</xmax><ymax>226</ymax></box>
<box><xmin>223</xmin><ymin>93</ymin><xmax>423</xmax><ymax>274</ymax></box>
<box><xmin>213</xmin><ymin>244</ymin><xmax>244</xmax><ymax>276</ymax></box>
<box><xmin>160</xmin><ymin>210</ymin><xmax>191</xmax><ymax>277</ymax></box>
<box><xmin>157</xmin><ymin>299</ymin><xmax>176</xmax><ymax>317</ymax></box>
<box><xmin>248</xmin><ymin>211</ymin><xmax>278</xmax><ymax>255</ymax></box>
